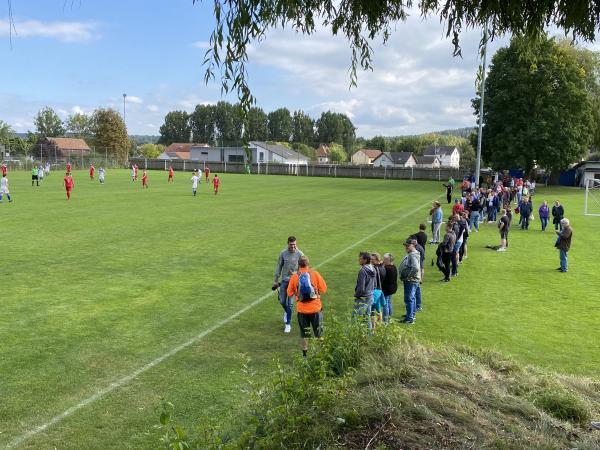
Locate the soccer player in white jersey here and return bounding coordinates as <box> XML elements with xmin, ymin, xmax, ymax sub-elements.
<box><xmin>191</xmin><ymin>172</ymin><xmax>200</xmax><ymax>196</ymax></box>
<box><xmin>0</xmin><ymin>174</ymin><xmax>12</xmax><ymax>203</ymax></box>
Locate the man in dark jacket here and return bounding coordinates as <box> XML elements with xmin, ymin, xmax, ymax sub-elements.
<box><xmin>520</xmin><ymin>197</ymin><xmax>532</xmax><ymax>230</ymax></box>
<box><xmin>552</xmin><ymin>200</ymin><xmax>565</xmax><ymax>230</ymax></box>
<box><xmin>440</xmin><ymin>224</ymin><xmax>456</xmax><ymax>282</ymax></box>
<box><xmin>555</xmin><ymin>218</ymin><xmax>572</xmax><ymax>272</ymax></box>
<box><xmin>381</xmin><ymin>253</ymin><xmax>397</xmax><ymax>323</ymax></box>
<box><xmin>353</xmin><ymin>252</ymin><xmax>376</xmax><ymax>331</ymax></box>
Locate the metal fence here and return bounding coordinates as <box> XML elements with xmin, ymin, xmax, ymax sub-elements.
<box><xmin>1</xmin><ymin>156</ymin><xmax>125</xmax><ymax>172</ymax></box>
<box><xmin>128</xmin><ymin>158</ymin><xmax>471</xmax><ymax>181</ymax></box>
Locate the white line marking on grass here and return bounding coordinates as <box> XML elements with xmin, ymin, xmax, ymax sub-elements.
<box><xmin>7</xmin><ymin>196</ymin><xmax>437</xmax><ymax>449</ymax></box>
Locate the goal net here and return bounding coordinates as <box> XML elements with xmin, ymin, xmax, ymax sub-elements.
<box><xmin>584</xmin><ymin>178</ymin><xmax>600</xmax><ymax>216</ymax></box>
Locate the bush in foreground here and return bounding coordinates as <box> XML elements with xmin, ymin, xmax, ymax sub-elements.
<box><xmin>156</xmin><ymin>319</ymin><xmax>600</xmax><ymax>449</ymax></box>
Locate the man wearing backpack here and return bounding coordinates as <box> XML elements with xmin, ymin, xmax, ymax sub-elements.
<box><xmin>274</xmin><ymin>236</ymin><xmax>304</xmax><ymax>333</ymax></box>
<box><xmin>287</xmin><ymin>256</ymin><xmax>327</xmax><ymax>357</ymax></box>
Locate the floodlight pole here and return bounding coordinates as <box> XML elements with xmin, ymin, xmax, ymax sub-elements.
<box><xmin>475</xmin><ymin>24</ymin><xmax>489</xmax><ymax>190</ymax></box>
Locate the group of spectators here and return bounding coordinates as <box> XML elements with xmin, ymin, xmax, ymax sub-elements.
<box><xmin>272</xmin><ymin>175</ymin><xmax>574</xmax><ymax>356</ymax></box>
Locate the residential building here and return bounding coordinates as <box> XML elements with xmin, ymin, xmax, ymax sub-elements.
<box><xmin>422</xmin><ymin>145</ymin><xmax>460</xmax><ymax>168</ymax></box>
<box><xmin>37</xmin><ymin>137</ymin><xmax>91</xmax><ymax>159</ymax></box>
<box><xmin>372</xmin><ymin>151</ymin><xmax>417</xmax><ymax>168</ymax></box>
<box><xmin>351</xmin><ymin>149</ymin><xmax>382</xmax><ymax>165</ymax></box>
<box><xmin>188</xmin><ymin>141</ymin><xmax>309</xmax><ymax>165</ymax></box>
<box><xmin>158</xmin><ymin>142</ymin><xmax>208</xmax><ymax>160</ymax></box>
<box><xmin>316</xmin><ymin>144</ymin><xmax>329</xmax><ymax>163</ymax></box>
<box><xmin>414</xmin><ymin>154</ymin><xmax>441</xmax><ymax>168</ymax></box>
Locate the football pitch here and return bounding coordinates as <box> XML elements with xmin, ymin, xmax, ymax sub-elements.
<box><xmin>1</xmin><ymin>169</ymin><xmax>599</xmax><ymax>449</ymax></box>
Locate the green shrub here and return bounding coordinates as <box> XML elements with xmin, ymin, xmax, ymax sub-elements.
<box><xmin>532</xmin><ymin>389</ymin><xmax>591</xmax><ymax>424</ymax></box>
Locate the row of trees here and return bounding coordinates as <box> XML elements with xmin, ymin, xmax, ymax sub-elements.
<box><xmin>0</xmin><ymin>107</ymin><xmax>130</xmax><ymax>162</ymax></box>
<box><xmin>158</xmin><ymin>102</ymin><xmax>356</xmax><ymax>156</ymax></box>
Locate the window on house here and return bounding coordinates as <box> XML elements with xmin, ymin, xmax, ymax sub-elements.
<box><xmin>228</xmin><ymin>155</ymin><xmax>244</xmax><ymax>163</ymax></box>
<box><xmin>259</xmin><ymin>152</ymin><xmax>264</xmax><ymax>162</ymax></box>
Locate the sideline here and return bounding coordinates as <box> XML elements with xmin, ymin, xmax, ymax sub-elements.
<box><xmin>6</xmin><ymin>196</ymin><xmax>438</xmax><ymax>449</ymax></box>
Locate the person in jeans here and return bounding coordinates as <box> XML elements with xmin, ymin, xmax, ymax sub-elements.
<box><xmin>429</xmin><ymin>201</ymin><xmax>443</xmax><ymax>244</ymax></box>
<box><xmin>440</xmin><ymin>224</ymin><xmax>456</xmax><ymax>282</ymax></box>
<box><xmin>370</xmin><ymin>253</ymin><xmax>387</xmax><ymax>329</ymax></box>
<box><xmin>469</xmin><ymin>196</ymin><xmax>481</xmax><ymax>232</ymax></box>
<box><xmin>451</xmin><ymin>214</ymin><xmax>465</xmax><ymax>276</ymax></box>
<box><xmin>539</xmin><ymin>200</ymin><xmax>550</xmax><ymax>231</ymax></box>
<box><xmin>410</xmin><ymin>239</ymin><xmax>425</xmax><ymax>312</ymax></box>
<box><xmin>555</xmin><ymin>218</ymin><xmax>572</xmax><ymax>273</ymax></box>
<box><xmin>399</xmin><ymin>239</ymin><xmax>421</xmax><ymax>324</ymax></box>
<box><xmin>381</xmin><ymin>253</ymin><xmax>397</xmax><ymax>323</ymax></box>
<box><xmin>353</xmin><ymin>252</ymin><xmax>376</xmax><ymax>331</ymax></box>
<box><xmin>519</xmin><ymin>196</ymin><xmax>532</xmax><ymax>230</ymax></box>
<box><xmin>273</xmin><ymin>236</ymin><xmax>304</xmax><ymax>333</ymax></box>
<box><xmin>286</xmin><ymin>256</ymin><xmax>327</xmax><ymax>357</ymax></box>
<box><xmin>552</xmin><ymin>200</ymin><xmax>565</xmax><ymax>230</ymax></box>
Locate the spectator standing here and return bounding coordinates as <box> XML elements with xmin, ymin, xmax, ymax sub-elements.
<box><xmin>519</xmin><ymin>196</ymin><xmax>532</xmax><ymax>230</ymax></box>
<box><xmin>381</xmin><ymin>253</ymin><xmax>397</xmax><ymax>324</ymax></box>
<box><xmin>370</xmin><ymin>253</ymin><xmax>387</xmax><ymax>329</ymax></box>
<box><xmin>286</xmin><ymin>256</ymin><xmax>327</xmax><ymax>357</ymax></box>
<box><xmin>429</xmin><ymin>201</ymin><xmax>443</xmax><ymax>244</ymax></box>
<box><xmin>411</xmin><ymin>239</ymin><xmax>425</xmax><ymax>311</ymax></box>
<box><xmin>414</xmin><ymin>224</ymin><xmax>428</xmax><ymax>249</ymax></box>
<box><xmin>399</xmin><ymin>239</ymin><xmax>421</xmax><ymax>324</ymax></box>
<box><xmin>469</xmin><ymin>196</ymin><xmax>481</xmax><ymax>232</ymax></box>
<box><xmin>552</xmin><ymin>200</ymin><xmax>565</xmax><ymax>230</ymax></box>
<box><xmin>555</xmin><ymin>219</ymin><xmax>572</xmax><ymax>273</ymax></box>
<box><xmin>440</xmin><ymin>224</ymin><xmax>456</xmax><ymax>282</ymax></box>
<box><xmin>497</xmin><ymin>209</ymin><xmax>510</xmax><ymax>252</ymax></box>
<box><xmin>442</xmin><ymin>182</ymin><xmax>453</xmax><ymax>204</ymax></box>
<box><xmin>273</xmin><ymin>236</ymin><xmax>304</xmax><ymax>333</ymax></box>
<box><xmin>353</xmin><ymin>252</ymin><xmax>376</xmax><ymax>332</ymax></box>
<box><xmin>539</xmin><ymin>200</ymin><xmax>550</xmax><ymax>231</ymax></box>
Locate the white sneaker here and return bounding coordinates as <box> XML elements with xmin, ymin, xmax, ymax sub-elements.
<box><xmin>284</xmin><ymin>324</ymin><xmax>291</xmax><ymax>333</ymax></box>
<box><xmin>497</xmin><ymin>247</ymin><xmax>506</xmax><ymax>252</ymax></box>
<box><xmin>283</xmin><ymin>312</ymin><xmax>287</xmax><ymax>323</ymax></box>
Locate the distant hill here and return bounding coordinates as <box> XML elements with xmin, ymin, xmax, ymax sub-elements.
<box><xmin>432</xmin><ymin>127</ymin><xmax>477</xmax><ymax>138</ymax></box>
<box><xmin>14</xmin><ymin>133</ymin><xmax>160</xmax><ymax>145</ymax></box>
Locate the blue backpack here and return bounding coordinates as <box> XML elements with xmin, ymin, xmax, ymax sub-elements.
<box><xmin>297</xmin><ymin>271</ymin><xmax>318</xmax><ymax>302</ymax></box>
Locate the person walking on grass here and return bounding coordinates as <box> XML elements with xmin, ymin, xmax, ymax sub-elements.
<box><xmin>0</xmin><ymin>174</ymin><xmax>12</xmax><ymax>203</ymax></box>
<box><xmin>141</xmin><ymin>170</ymin><xmax>149</xmax><ymax>188</ymax></box>
<box><xmin>552</xmin><ymin>200</ymin><xmax>564</xmax><ymax>230</ymax></box>
<box><xmin>442</xmin><ymin>182</ymin><xmax>453</xmax><ymax>204</ymax></box>
<box><xmin>429</xmin><ymin>201</ymin><xmax>443</xmax><ymax>244</ymax></box>
<box><xmin>458</xmin><ymin>211</ymin><xmax>469</xmax><ymax>263</ymax></box>
<box><xmin>469</xmin><ymin>195</ymin><xmax>481</xmax><ymax>232</ymax></box>
<box><xmin>399</xmin><ymin>239</ymin><xmax>421</xmax><ymax>324</ymax></box>
<box><xmin>519</xmin><ymin>196</ymin><xmax>532</xmax><ymax>230</ymax></box>
<box><xmin>191</xmin><ymin>172</ymin><xmax>200</xmax><ymax>196</ymax></box>
<box><xmin>440</xmin><ymin>224</ymin><xmax>456</xmax><ymax>282</ymax></box>
<box><xmin>497</xmin><ymin>209</ymin><xmax>510</xmax><ymax>252</ymax></box>
<box><xmin>286</xmin><ymin>256</ymin><xmax>327</xmax><ymax>358</ymax></box>
<box><xmin>37</xmin><ymin>165</ymin><xmax>44</xmax><ymax>184</ymax></box>
<box><xmin>63</xmin><ymin>172</ymin><xmax>74</xmax><ymax>200</ymax></box>
<box><xmin>539</xmin><ymin>200</ymin><xmax>550</xmax><ymax>231</ymax></box>
<box><xmin>89</xmin><ymin>164</ymin><xmax>95</xmax><ymax>181</ymax></box>
<box><xmin>353</xmin><ymin>252</ymin><xmax>376</xmax><ymax>332</ymax></box>
<box><xmin>66</xmin><ymin>161</ymin><xmax>72</xmax><ymax>174</ymax></box>
<box><xmin>212</xmin><ymin>174</ymin><xmax>220</xmax><ymax>195</ymax></box>
<box><xmin>381</xmin><ymin>253</ymin><xmax>397</xmax><ymax>324</ymax></box>
<box><xmin>168</xmin><ymin>166</ymin><xmax>174</xmax><ymax>183</ymax></box>
<box><xmin>273</xmin><ymin>236</ymin><xmax>304</xmax><ymax>334</ymax></box>
<box><xmin>31</xmin><ymin>165</ymin><xmax>39</xmax><ymax>187</ymax></box>
<box><xmin>555</xmin><ymin>218</ymin><xmax>572</xmax><ymax>273</ymax></box>
<box><xmin>98</xmin><ymin>167</ymin><xmax>105</xmax><ymax>184</ymax></box>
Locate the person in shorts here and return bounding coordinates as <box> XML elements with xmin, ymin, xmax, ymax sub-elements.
<box><xmin>497</xmin><ymin>209</ymin><xmax>510</xmax><ymax>251</ymax></box>
<box><xmin>287</xmin><ymin>256</ymin><xmax>327</xmax><ymax>357</ymax></box>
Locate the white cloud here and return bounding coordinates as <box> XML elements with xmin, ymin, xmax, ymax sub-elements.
<box><xmin>0</xmin><ymin>18</ymin><xmax>99</xmax><ymax>43</ymax></box>
<box><xmin>176</xmin><ymin>96</ymin><xmax>213</xmax><ymax>110</ymax></box>
<box><xmin>126</xmin><ymin>95</ymin><xmax>143</xmax><ymax>104</ymax></box>
<box><xmin>192</xmin><ymin>41</ymin><xmax>211</xmax><ymax>49</ymax></box>
<box><xmin>147</xmin><ymin>105</ymin><xmax>160</xmax><ymax>112</ymax></box>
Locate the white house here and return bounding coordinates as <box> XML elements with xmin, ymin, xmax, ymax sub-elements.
<box><xmin>372</xmin><ymin>152</ymin><xmax>417</xmax><ymax>168</ymax></box>
<box><xmin>188</xmin><ymin>141</ymin><xmax>309</xmax><ymax>165</ymax></box>
<box><xmin>414</xmin><ymin>155</ymin><xmax>441</xmax><ymax>168</ymax></box>
<box><xmin>422</xmin><ymin>146</ymin><xmax>460</xmax><ymax>168</ymax></box>
<box><xmin>574</xmin><ymin>159</ymin><xmax>600</xmax><ymax>187</ymax></box>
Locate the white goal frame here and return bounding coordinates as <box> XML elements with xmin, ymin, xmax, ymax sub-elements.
<box><xmin>584</xmin><ymin>178</ymin><xmax>600</xmax><ymax>216</ymax></box>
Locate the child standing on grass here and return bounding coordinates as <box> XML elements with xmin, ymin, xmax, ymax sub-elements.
<box><xmin>168</xmin><ymin>166</ymin><xmax>174</xmax><ymax>183</ymax></box>
<box><xmin>0</xmin><ymin>174</ymin><xmax>12</xmax><ymax>203</ymax></box>
<box><xmin>142</xmin><ymin>170</ymin><xmax>148</xmax><ymax>188</ymax></box>
<box><xmin>64</xmin><ymin>172</ymin><xmax>74</xmax><ymax>200</ymax></box>
<box><xmin>191</xmin><ymin>172</ymin><xmax>199</xmax><ymax>196</ymax></box>
<box><xmin>212</xmin><ymin>174</ymin><xmax>220</xmax><ymax>195</ymax></box>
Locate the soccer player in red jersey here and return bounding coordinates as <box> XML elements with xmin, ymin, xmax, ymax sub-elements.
<box><xmin>212</xmin><ymin>174</ymin><xmax>220</xmax><ymax>195</ymax></box>
<box><xmin>64</xmin><ymin>172</ymin><xmax>74</xmax><ymax>200</ymax></box>
<box><xmin>89</xmin><ymin>164</ymin><xmax>95</xmax><ymax>180</ymax></box>
<box><xmin>66</xmin><ymin>162</ymin><xmax>72</xmax><ymax>174</ymax></box>
<box><xmin>142</xmin><ymin>170</ymin><xmax>148</xmax><ymax>188</ymax></box>
<box><xmin>134</xmin><ymin>164</ymin><xmax>139</xmax><ymax>181</ymax></box>
<box><xmin>1</xmin><ymin>164</ymin><xmax>7</xmax><ymax>177</ymax></box>
<box><xmin>204</xmin><ymin>167</ymin><xmax>210</xmax><ymax>183</ymax></box>
<box><xmin>168</xmin><ymin>166</ymin><xmax>174</xmax><ymax>183</ymax></box>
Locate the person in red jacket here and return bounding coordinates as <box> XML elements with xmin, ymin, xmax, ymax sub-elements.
<box><xmin>89</xmin><ymin>164</ymin><xmax>95</xmax><ymax>180</ymax></box>
<box><xmin>204</xmin><ymin>166</ymin><xmax>210</xmax><ymax>183</ymax></box>
<box><xmin>212</xmin><ymin>174</ymin><xmax>219</xmax><ymax>195</ymax></box>
<box><xmin>64</xmin><ymin>172</ymin><xmax>74</xmax><ymax>200</ymax></box>
<box><xmin>452</xmin><ymin>198</ymin><xmax>464</xmax><ymax>216</ymax></box>
<box><xmin>1</xmin><ymin>164</ymin><xmax>7</xmax><ymax>177</ymax></box>
<box><xmin>168</xmin><ymin>166</ymin><xmax>174</xmax><ymax>183</ymax></box>
<box><xmin>142</xmin><ymin>170</ymin><xmax>148</xmax><ymax>188</ymax></box>
<box><xmin>287</xmin><ymin>256</ymin><xmax>327</xmax><ymax>357</ymax></box>
<box><xmin>66</xmin><ymin>162</ymin><xmax>72</xmax><ymax>174</ymax></box>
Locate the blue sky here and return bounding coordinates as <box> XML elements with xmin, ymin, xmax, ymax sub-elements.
<box><xmin>0</xmin><ymin>0</ymin><xmax>526</xmax><ymax>137</ymax></box>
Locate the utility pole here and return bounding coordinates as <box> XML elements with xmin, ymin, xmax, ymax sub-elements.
<box><xmin>122</xmin><ymin>93</ymin><xmax>127</xmax><ymax>123</ymax></box>
<box><xmin>475</xmin><ymin>24</ymin><xmax>489</xmax><ymax>190</ymax></box>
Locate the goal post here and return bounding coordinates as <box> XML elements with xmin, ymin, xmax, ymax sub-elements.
<box><xmin>584</xmin><ymin>178</ymin><xmax>600</xmax><ymax>216</ymax></box>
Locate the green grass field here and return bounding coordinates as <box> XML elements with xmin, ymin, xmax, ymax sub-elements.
<box><xmin>1</xmin><ymin>169</ymin><xmax>598</xmax><ymax>449</ymax></box>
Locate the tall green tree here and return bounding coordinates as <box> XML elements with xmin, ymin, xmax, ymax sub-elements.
<box><xmin>245</xmin><ymin>106</ymin><xmax>269</xmax><ymax>141</ymax></box>
<box><xmin>315</xmin><ymin>111</ymin><xmax>355</xmax><ymax>155</ymax></box>
<box><xmin>327</xmin><ymin>143</ymin><xmax>347</xmax><ymax>162</ymax></box>
<box><xmin>0</xmin><ymin>120</ymin><xmax>13</xmax><ymax>144</ymax></box>
<box><xmin>189</xmin><ymin>104</ymin><xmax>216</xmax><ymax>145</ymax></box>
<box><xmin>34</xmin><ymin>107</ymin><xmax>65</xmax><ymax>138</ymax></box>
<box><xmin>213</xmin><ymin>101</ymin><xmax>243</xmax><ymax>145</ymax></box>
<box><xmin>475</xmin><ymin>35</ymin><xmax>595</xmax><ymax>172</ymax></box>
<box><xmin>291</xmin><ymin>110</ymin><xmax>314</xmax><ymax>145</ymax></box>
<box><xmin>139</xmin><ymin>143</ymin><xmax>164</xmax><ymax>158</ymax></box>
<box><xmin>268</xmin><ymin>108</ymin><xmax>293</xmax><ymax>142</ymax></box>
<box><xmin>158</xmin><ymin>111</ymin><xmax>191</xmax><ymax>146</ymax></box>
<box><xmin>65</xmin><ymin>113</ymin><xmax>92</xmax><ymax>140</ymax></box>
<box><xmin>90</xmin><ymin>109</ymin><xmax>129</xmax><ymax>163</ymax></box>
